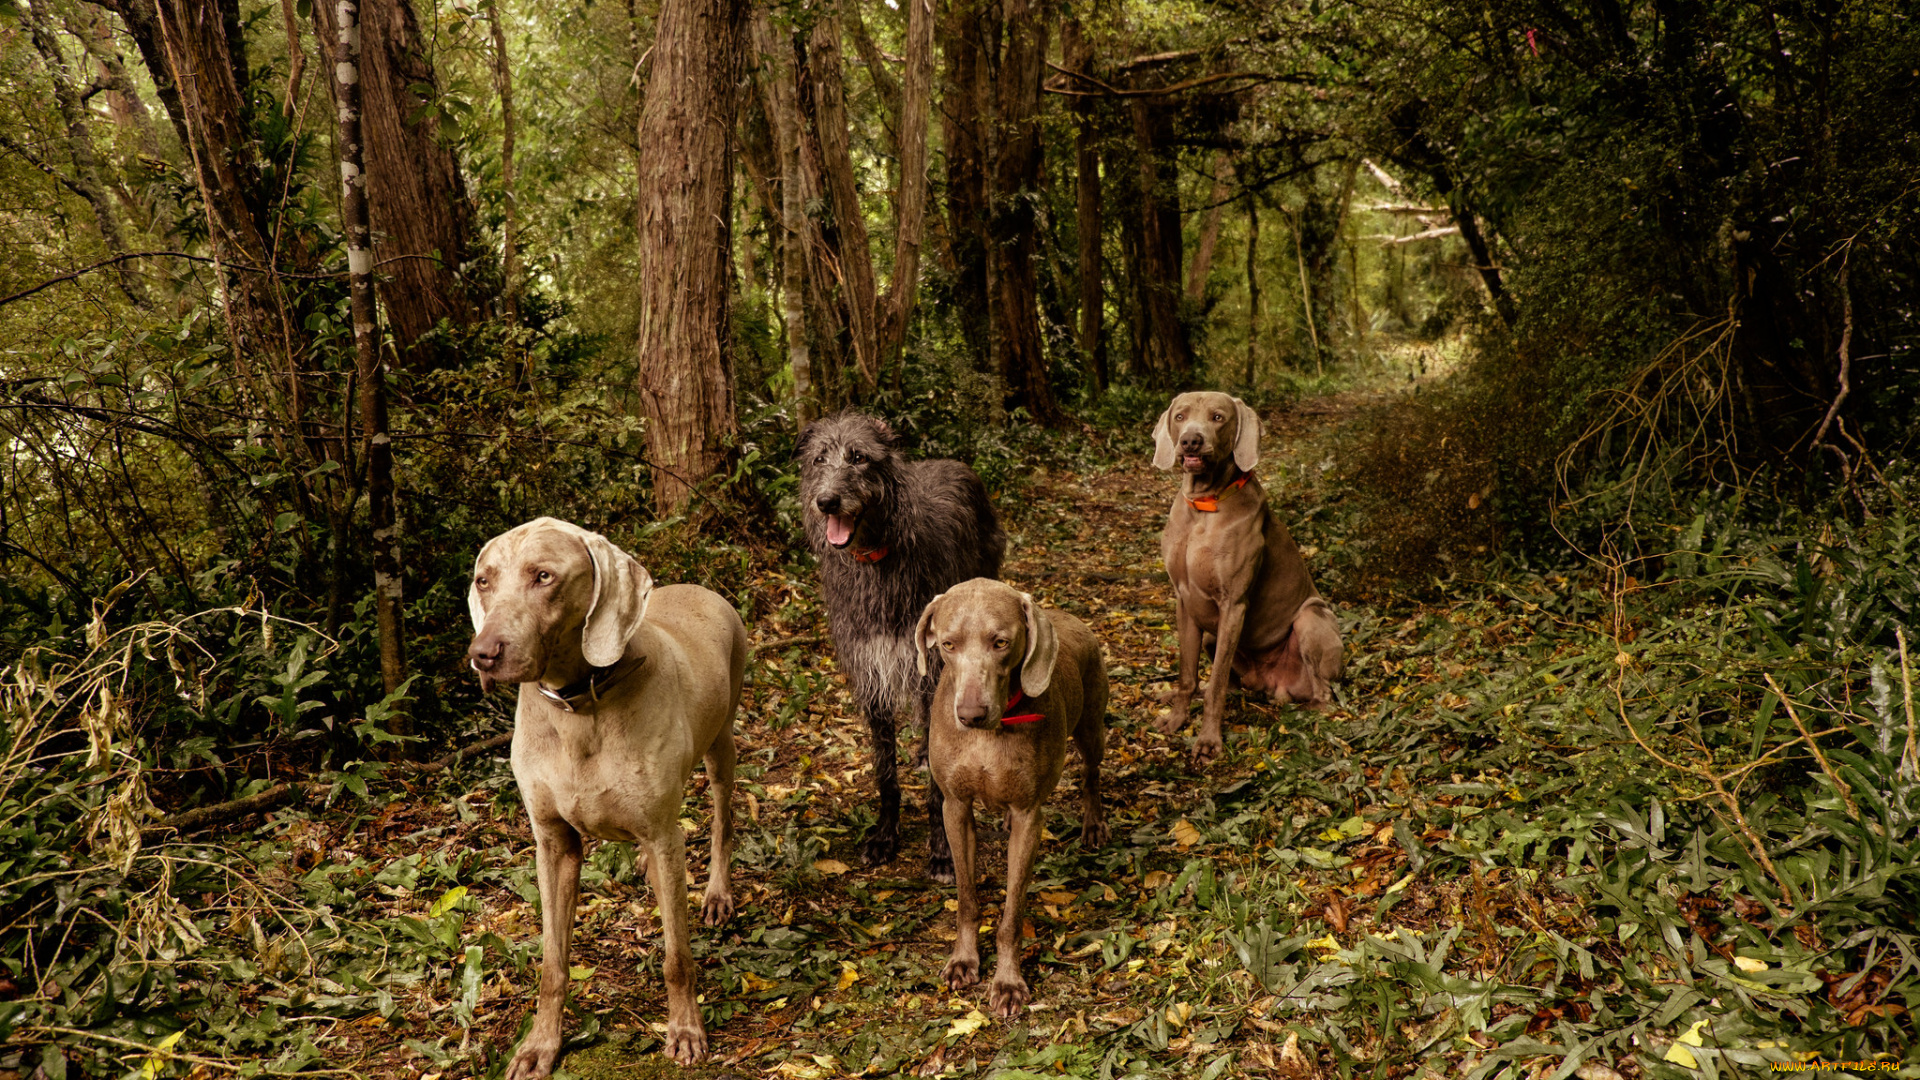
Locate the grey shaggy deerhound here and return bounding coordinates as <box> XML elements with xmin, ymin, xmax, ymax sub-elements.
<box><xmin>798</xmin><ymin>412</ymin><xmax>1005</xmax><ymax>879</ymax></box>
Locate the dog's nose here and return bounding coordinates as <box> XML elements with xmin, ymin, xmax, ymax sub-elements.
<box><xmin>1178</xmin><ymin>431</ymin><xmax>1203</xmax><ymax>453</ymax></box>
<box><xmin>468</xmin><ymin>637</ymin><xmax>503</xmax><ymax>671</ymax></box>
<box><xmin>954</xmin><ymin>701</ymin><xmax>989</xmax><ymax>725</ymax></box>
<box><xmin>816</xmin><ymin>493</ymin><xmax>842</xmax><ymax>515</ymax></box>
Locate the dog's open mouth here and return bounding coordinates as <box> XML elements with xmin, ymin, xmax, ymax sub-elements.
<box><xmin>825</xmin><ymin>512</ymin><xmax>860</xmax><ymax>548</ymax></box>
<box><xmin>1182</xmin><ymin>454</ymin><xmax>1207</xmax><ymax>472</ymax></box>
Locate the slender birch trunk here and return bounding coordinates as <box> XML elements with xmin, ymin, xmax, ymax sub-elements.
<box><xmin>487</xmin><ymin>0</ymin><xmax>520</xmax><ymax>326</ymax></box>
<box><xmin>331</xmin><ymin>0</ymin><xmax>410</xmax><ymax>719</ymax></box>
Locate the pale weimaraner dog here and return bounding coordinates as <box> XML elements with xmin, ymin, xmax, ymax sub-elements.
<box><xmin>466</xmin><ymin>517</ymin><xmax>746</xmax><ymax>1075</ymax></box>
<box><xmin>1153</xmin><ymin>392</ymin><xmax>1342</xmax><ymax>761</ymax></box>
<box><xmin>915</xmin><ymin>578</ymin><xmax>1108</xmax><ymax>1018</ymax></box>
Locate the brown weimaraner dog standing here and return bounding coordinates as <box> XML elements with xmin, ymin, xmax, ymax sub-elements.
<box><xmin>915</xmin><ymin>578</ymin><xmax>1108</xmax><ymax>1018</ymax></box>
<box><xmin>466</xmin><ymin>517</ymin><xmax>746</xmax><ymax>1076</ymax></box>
<box><xmin>1153</xmin><ymin>392</ymin><xmax>1342</xmax><ymax>761</ymax></box>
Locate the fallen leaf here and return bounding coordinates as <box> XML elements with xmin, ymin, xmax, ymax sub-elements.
<box><xmin>568</xmin><ymin>965</ymin><xmax>595</xmax><ymax>981</ymax></box>
<box><xmin>740</xmin><ymin>971</ymin><xmax>776</xmax><ymax>992</ymax></box>
<box><xmin>948</xmin><ymin>1009</ymin><xmax>989</xmax><ymax>1038</ymax></box>
<box><xmin>1165</xmin><ymin>1002</ymin><xmax>1194</xmax><ymax>1028</ymax></box>
<box><xmin>1323</xmin><ymin>896</ymin><xmax>1349</xmax><ymax>934</ymax></box>
<box><xmin>814</xmin><ymin>858</ymin><xmax>851</xmax><ymax>876</ymax></box>
<box><xmin>1172</xmin><ymin>820</ymin><xmax>1203</xmax><ymax>848</ymax></box>
<box><xmin>1733</xmin><ymin>956</ymin><xmax>1768</xmax><ymax>973</ymax></box>
<box><xmin>1663</xmin><ymin>1018</ymin><xmax>1709</xmax><ymax>1067</ymax></box>
<box><xmin>1039</xmin><ymin>890</ymin><xmax>1077</xmax><ymax>906</ymax></box>
<box><xmin>836</xmin><ymin>961</ymin><xmax>860</xmax><ymax>991</ymax></box>
<box><xmin>1144</xmin><ymin>870</ymin><xmax>1174</xmax><ymax>889</ymax></box>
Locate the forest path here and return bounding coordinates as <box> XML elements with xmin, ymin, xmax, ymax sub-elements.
<box><xmin>350</xmin><ymin>373</ymin><xmax>1469</xmax><ymax>1080</ymax></box>
<box><xmin>543</xmin><ymin>388</ymin><xmax>1408</xmax><ymax>1079</ymax></box>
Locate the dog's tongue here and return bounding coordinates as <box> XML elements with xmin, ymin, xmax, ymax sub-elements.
<box><xmin>826</xmin><ymin>514</ymin><xmax>853</xmax><ymax>547</ymax></box>
<box><xmin>1183</xmin><ymin>454</ymin><xmax>1205</xmax><ymax>471</ymax></box>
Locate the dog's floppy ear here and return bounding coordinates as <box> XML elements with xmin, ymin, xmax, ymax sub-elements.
<box><xmin>1231</xmin><ymin>397</ymin><xmax>1262</xmax><ymax>472</ymax></box>
<box><xmin>795</xmin><ymin>421</ymin><xmax>820</xmax><ymax>463</ymax></box>
<box><xmin>1018</xmin><ymin>591</ymin><xmax>1060</xmax><ymax>698</ymax></box>
<box><xmin>467</xmin><ymin>535</ymin><xmax>500</xmax><ymax>633</ymax></box>
<box><xmin>914</xmin><ymin>591</ymin><xmax>948</xmax><ymax>676</ymax></box>
<box><xmin>870</xmin><ymin>415</ymin><xmax>905</xmax><ymax>450</ymax></box>
<box><xmin>1151</xmin><ymin>404</ymin><xmax>1177</xmax><ymax>469</ymax></box>
<box><xmin>577</xmin><ymin>528</ymin><xmax>654</xmax><ymax>668</ymax></box>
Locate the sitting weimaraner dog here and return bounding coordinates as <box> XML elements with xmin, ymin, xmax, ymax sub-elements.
<box><xmin>1153</xmin><ymin>392</ymin><xmax>1342</xmax><ymax>761</ymax></box>
<box><xmin>915</xmin><ymin>578</ymin><xmax>1108</xmax><ymax>1018</ymax></box>
<box><xmin>466</xmin><ymin>517</ymin><xmax>746</xmax><ymax>1075</ymax></box>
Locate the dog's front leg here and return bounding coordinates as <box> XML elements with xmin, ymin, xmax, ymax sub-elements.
<box><xmin>1155</xmin><ymin>595</ymin><xmax>1202</xmax><ymax>735</ymax></box>
<box><xmin>861</xmin><ymin>703</ymin><xmax>902</xmax><ymax>867</ymax></box>
<box><xmin>917</xmin><ymin>680</ymin><xmax>955</xmax><ymax>883</ymax></box>
<box><xmin>990</xmin><ymin>805</ymin><xmax>1041</xmax><ymax>1018</ymax></box>
<box><xmin>507</xmin><ymin>818</ymin><xmax>583</xmax><ymax>1080</ymax></box>
<box><xmin>940</xmin><ymin>794</ymin><xmax>980</xmax><ymax>990</ymax></box>
<box><xmin>701</xmin><ymin>729</ymin><xmax>737</xmax><ymax>925</ymax></box>
<box><xmin>643</xmin><ymin>829</ymin><xmax>707</xmax><ymax>1063</ymax></box>
<box><xmin>1073</xmin><ymin>717</ymin><xmax>1110</xmax><ymax>849</ymax></box>
<box><xmin>1195</xmin><ymin>600</ymin><xmax>1249</xmax><ymax>762</ymax></box>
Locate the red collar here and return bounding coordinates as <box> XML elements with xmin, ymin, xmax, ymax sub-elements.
<box><xmin>1001</xmin><ymin>689</ymin><xmax>1044</xmax><ymax>725</ymax></box>
<box><xmin>1187</xmin><ymin>470</ymin><xmax>1253</xmax><ymax>513</ymax></box>
<box><xmin>850</xmin><ymin>544</ymin><xmax>890</xmax><ymax>564</ymax></box>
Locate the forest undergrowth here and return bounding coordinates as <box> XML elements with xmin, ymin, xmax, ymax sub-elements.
<box><xmin>3</xmin><ymin>362</ymin><xmax>1916</xmax><ymax>1080</ymax></box>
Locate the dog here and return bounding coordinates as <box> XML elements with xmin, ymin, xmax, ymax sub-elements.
<box><xmin>1153</xmin><ymin>392</ymin><xmax>1343</xmax><ymax>761</ymax></box>
<box><xmin>798</xmin><ymin>412</ymin><xmax>1006</xmax><ymax>880</ymax></box>
<box><xmin>466</xmin><ymin>518</ymin><xmax>746</xmax><ymax>1074</ymax></box>
<box><xmin>914</xmin><ymin>578</ymin><xmax>1107</xmax><ymax>1017</ymax></box>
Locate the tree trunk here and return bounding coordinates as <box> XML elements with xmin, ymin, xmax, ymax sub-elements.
<box><xmin>1186</xmin><ymin>152</ymin><xmax>1232</xmax><ymax>304</ymax></box>
<box><xmin>986</xmin><ymin>0</ymin><xmax>1060</xmax><ymax>424</ymax></box>
<box><xmin>1130</xmin><ymin>98</ymin><xmax>1193</xmax><ymax>377</ymax></box>
<box><xmin>807</xmin><ymin>15</ymin><xmax>881</xmax><ymax>393</ymax></box>
<box><xmin>1063</xmin><ymin>16</ymin><xmax>1105</xmax><ymax>394</ymax></box>
<box><xmin>939</xmin><ymin>0</ymin><xmax>991</xmax><ymax>368</ymax></box>
<box><xmin>329</xmin><ymin>0</ymin><xmax>410</xmax><ymax>719</ymax></box>
<box><xmin>27</xmin><ymin>4</ymin><xmax>146</xmax><ymax>307</ymax></box>
<box><xmin>875</xmin><ymin>0</ymin><xmax>934</xmax><ymax>382</ymax></box>
<box><xmin>312</xmin><ymin>0</ymin><xmax>481</xmax><ymax>367</ymax></box>
<box><xmin>751</xmin><ymin>4</ymin><xmax>816</xmax><ymax>423</ymax></box>
<box><xmin>1244</xmin><ymin>191</ymin><xmax>1260</xmax><ymax>385</ymax></box>
<box><xmin>634</xmin><ymin>0</ymin><xmax>745</xmax><ymax>515</ymax></box>
<box><xmin>488</xmin><ymin>0</ymin><xmax>521</xmax><ymax>327</ymax></box>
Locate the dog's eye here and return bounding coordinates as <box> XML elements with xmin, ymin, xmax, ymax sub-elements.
<box><xmin>849</xmin><ymin>450</ymin><xmax>866</xmax><ymax>465</ymax></box>
<box><xmin>1175</xmin><ymin>413</ymin><xmax>1185</xmax><ymax>421</ymax></box>
<box><xmin>1212</xmin><ymin>412</ymin><xmax>1223</xmax><ymax>422</ymax></box>
<box><xmin>534</xmin><ymin>570</ymin><xmax>553</xmax><ymax>584</ymax></box>
<box><xmin>941</xmin><ymin>640</ymin><xmax>954</xmax><ymax>652</ymax></box>
<box><xmin>993</xmin><ymin>638</ymin><xmax>1009</xmax><ymax>651</ymax></box>
<box><xmin>814</xmin><ymin>453</ymin><xmax>826</xmax><ymax>464</ymax></box>
<box><xmin>474</xmin><ymin>576</ymin><xmax>489</xmax><ymax>590</ymax></box>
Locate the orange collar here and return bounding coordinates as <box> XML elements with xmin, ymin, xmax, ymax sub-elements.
<box><xmin>1186</xmin><ymin>470</ymin><xmax>1253</xmax><ymax>513</ymax></box>
<box><xmin>850</xmin><ymin>543</ymin><xmax>890</xmax><ymax>564</ymax></box>
<box><xmin>1001</xmin><ymin>689</ymin><xmax>1043</xmax><ymax>725</ymax></box>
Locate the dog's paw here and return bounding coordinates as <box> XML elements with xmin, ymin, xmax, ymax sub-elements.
<box><xmin>662</xmin><ymin>1018</ymin><xmax>708</xmax><ymax>1065</ymax></box>
<box><xmin>1080</xmin><ymin>816</ymin><xmax>1110</xmax><ymax>850</ymax></box>
<box><xmin>1152</xmin><ymin>708</ymin><xmax>1187</xmax><ymax>736</ymax></box>
<box><xmin>861</xmin><ymin>825</ymin><xmax>900</xmax><ymax>867</ymax></box>
<box><xmin>701</xmin><ymin>887</ymin><xmax>734</xmax><ymax>927</ymax></box>
<box><xmin>505</xmin><ymin>1034</ymin><xmax>561</xmax><ymax>1080</ymax></box>
<box><xmin>943</xmin><ymin>954</ymin><xmax>980</xmax><ymax>990</ymax></box>
<box><xmin>926</xmin><ymin>852</ymin><xmax>956</xmax><ymax>884</ymax></box>
<box><xmin>1191</xmin><ymin>735</ymin><xmax>1224</xmax><ymax>765</ymax></box>
<box><xmin>989</xmin><ymin>975</ymin><xmax>1030</xmax><ymax>1019</ymax></box>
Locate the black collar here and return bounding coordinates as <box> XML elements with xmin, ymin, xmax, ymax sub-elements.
<box><xmin>535</xmin><ymin>654</ymin><xmax>647</xmax><ymax>713</ymax></box>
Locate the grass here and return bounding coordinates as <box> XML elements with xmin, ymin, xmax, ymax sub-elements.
<box><xmin>3</xmin><ymin>352</ymin><xmax>1916</xmax><ymax>1079</ymax></box>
